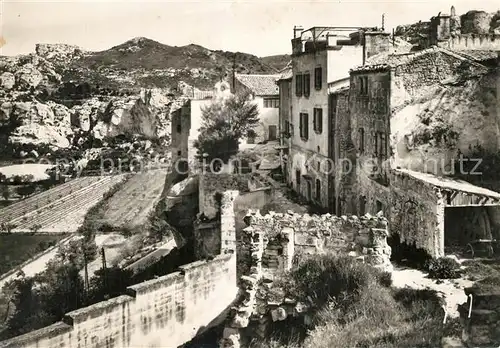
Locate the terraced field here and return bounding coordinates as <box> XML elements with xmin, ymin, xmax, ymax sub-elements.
<box><xmin>101</xmin><ymin>169</ymin><xmax>167</xmax><ymax>228</ymax></box>
<box><xmin>0</xmin><ymin>175</ymin><xmax>127</xmax><ymax>233</ymax></box>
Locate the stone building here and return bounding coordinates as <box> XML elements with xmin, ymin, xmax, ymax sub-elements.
<box><xmin>232</xmin><ymin>73</ymin><xmax>281</xmax><ymax>143</ymax></box>
<box><xmin>339</xmin><ymin>46</ymin><xmax>500</xmax><ymax>257</ymax></box>
<box><xmin>281</xmin><ymin>25</ymin><xmax>391</xmax><ymax>213</ymax></box>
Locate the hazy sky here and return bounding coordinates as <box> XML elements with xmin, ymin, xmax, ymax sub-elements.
<box><xmin>1</xmin><ymin>0</ymin><xmax>499</xmax><ymax>57</ymax></box>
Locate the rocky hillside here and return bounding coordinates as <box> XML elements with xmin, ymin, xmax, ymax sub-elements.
<box><xmin>64</xmin><ymin>37</ymin><xmax>289</xmax><ymax>91</ymax></box>
<box><xmin>0</xmin><ymin>38</ymin><xmax>290</xmax><ymax>159</ymax></box>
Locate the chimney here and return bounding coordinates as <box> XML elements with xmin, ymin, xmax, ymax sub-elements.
<box><xmin>293</xmin><ymin>25</ymin><xmax>303</xmax><ymax>39</ymax></box>
<box><xmin>363</xmin><ymin>30</ymin><xmax>391</xmax><ymax>62</ymax></box>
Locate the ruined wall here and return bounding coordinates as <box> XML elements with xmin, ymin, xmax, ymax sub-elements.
<box><xmin>0</xmin><ymin>254</ymin><xmax>238</xmax><ymax>348</ymax></box>
<box><xmin>390</xmin><ymin>170</ymin><xmax>445</xmax><ymax>257</ymax></box>
<box><xmin>241</xmin><ymin>210</ymin><xmax>392</xmax><ymax>273</ymax></box>
<box><xmin>219</xmin><ymin>209</ymin><xmax>392</xmax><ymax>347</ymax></box>
<box><xmin>199</xmin><ymin>173</ymin><xmax>250</xmax><ymax>220</ymax></box>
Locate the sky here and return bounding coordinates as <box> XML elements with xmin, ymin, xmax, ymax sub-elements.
<box><xmin>0</xmin><ymin>0</ymin><xmax>499</xmax><ymax>57</ymax></box>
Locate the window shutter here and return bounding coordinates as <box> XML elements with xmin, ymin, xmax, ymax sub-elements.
<box><xmin>318</xmin><ymin>109</ymin><xmax>323</xmax><ymax>133</ymax></box>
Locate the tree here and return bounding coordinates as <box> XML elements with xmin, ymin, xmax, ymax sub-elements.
<box><xmin>14</xmin><ymin>181</ymin><xmax>36</xmax><ymax>199</ymax></box>
<box><xmin>193</xmin><ymin>92</ymin><xmax>259</xmax><ymax>163</ymax></box>
<box><xmin>86</xmin><ymin>267</ymin><xmax>134</xmax><ymax>305</ymax></box>
<box><xmin>1</xmin><ymin>185</ymin><xmax>9</xmax><ymax>202</ymax></box>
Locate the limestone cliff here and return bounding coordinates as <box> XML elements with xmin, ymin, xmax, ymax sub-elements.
<box><xmin>391</xmin><ymin>70</ymin><xmax>499</xmax><ymax>176</ymax></box>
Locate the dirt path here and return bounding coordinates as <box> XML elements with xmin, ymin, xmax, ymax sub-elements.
<box><xmin>391</xmin><ymin>265</ymin><xmax>475</xmax><ymax>318</ymax></box>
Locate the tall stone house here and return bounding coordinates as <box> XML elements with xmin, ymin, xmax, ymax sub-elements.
<box><xmin>278</xmin><ymin>25</ymin><xmax>391</xmax><ymax>213</ymax></box>
<box><xmin>232</xmin><ymin>73</ymin><xmax>281</xmax><ymax>143</ymax></box>
<box><xmin>279</xmin><ymin>15</ymin><xmax>500</xmax><ymax>257</ymax></box>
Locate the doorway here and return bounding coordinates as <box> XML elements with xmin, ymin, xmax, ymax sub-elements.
<box><xmin>269</xmin><ymin>125</ymin><xmax>277</xmax><ymax>141</ymax></box>
<box><xmin>306</xmin><ymin>181</ymin><xmax>312</xmax><ymax>201</ymax></box>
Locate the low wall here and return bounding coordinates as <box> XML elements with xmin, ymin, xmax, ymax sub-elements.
<box><xmin>0</xmin><ymin>254</ymin><xmax>237</xmax><ymax>348</ymax></box>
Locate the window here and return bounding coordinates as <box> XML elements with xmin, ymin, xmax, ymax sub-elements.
<box><xmin>264</xmin><ymin>98</ymin><xmax>279</xmax><ymax>108</ymax></box>
<box><xmin>358</xmin><ymin>128</ymin><xmax>365</xmax><ymax>153</ymax></box>
<box><xmin>374</xmin><ymin>132</ymin><xmax>387</xmax><ymax>157</ymax></box>
<box><xmin>314</xmin><ymin>67</ymin><xmax>322</xmax><ymax>90</ymax></box>
<box><xmin>295</xmin><ymin>74</ymin><xmax>303</xmax><ymax>96</ymax></box>
<box><xmin>359</xmin><ymin>76</ymin><xmax>369</xmax><ymax>95</ymax></box>
<box><xmin>299</xmin><ymin>113</ymin><xmax>309</xmax><ymax>140</ymax></box>
<box><xmin>315</xmin><ymin>179</ymin><xmax>321</xmax><ymax>201</ymax></box>
<box><xmin>176</xmin><ymin>124</ymin><xmax>181</xmax><ymax>133</ymax></box>
<box><xmin>303</xmin><ymin>73</ymin><xmax>311</xmax><ymax>97</ymax></box>
<box><xmin>177</xmin><ymin>150</ymin><xmax>182</xmax><ymax>156</ymax></box>
<box><xmin>376</xmin><ymin>200</ymin><xmax>383</xmax><ymax>214</ymax></box>
<box><xmin>380</xmin><ymin>132</ymin><xmax>387</xmax><ymax>157</ymax></box>
<box><xmin>296</xmin><ymin>169</ymin><xmax>301</xmax><ymax>189</ymax></box>
<box><xmin>313</xmin><ymin>108</ymin><xmax>323</xmax><ymax>133</ymax></box>
<box><xmin>359</xmin><ymin>196</ymin><xmax>366</xmax><ymax>216</ymax></box>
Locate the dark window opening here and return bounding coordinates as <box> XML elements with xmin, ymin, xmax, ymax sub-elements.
<box><xmin>177</xmin><ymin>150</ymin><xmax>182</xmax><ymax>156</ymax></box>
<box><xmin>295</xmin><ymin>169</ymin><xmax>301</xmax><ymax>190</ymax></box>
<box><xmin>176</xmin><ymin>124</ymin><xmax>182</xmax><ymax>133</ymax></box>
<box><xmin>359</xmin><ymin>196</ymin><xmax>366</xmax><ymax>216</ymax></box>
<box><xmin>295</xmin><ymin>74</ymin><xmax>303</xmax><ymax>97</ymax></box>
<box><xmin>314</xmin><ymin>67</ymin><xmax>322</xmax><ymax>90</ymax></box>
<box><xmin>299</xmin><ymin>113</ymin><xmax>309</xmax><ymax>140</ymax></box>
<box><xmin>315</xmin><ymin>179</ymin><xmax>321</xmax><ymax>201</ymax></box>
<box><xmin>358</xmin><ymin>128</ymin><xmax>365</xmax><ymax>153</ymax></box>
<box><xmin>376</xmin><ymin>200</ymin><xmax>383</xmax><ymax>214</ymax></box>
<box><xmin>303</xmin><ymin>73</ymin><xmax>311</xmax><ymax>97</ymax></box>
<box><xmin>313</xmin><ymin>108</ymin><xmax>323</xmax><ymax>133</ymax></box>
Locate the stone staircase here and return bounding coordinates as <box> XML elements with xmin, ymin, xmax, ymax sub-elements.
<box><xmin>457</xmin><ymin>284</ymin><xmax>500</xmax><ymax>347</ymax></box>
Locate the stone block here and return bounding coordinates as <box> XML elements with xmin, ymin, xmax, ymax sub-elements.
<box><xmin>232</xmin><ymin>313</ymin><xmax>250</xmax><ymax>328</ymax></box>
<box><xmin>271</xmin><ymin>307</ymin><xmax>287</xmax><ymax>322</ymax></box>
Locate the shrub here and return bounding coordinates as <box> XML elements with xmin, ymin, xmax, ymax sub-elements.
<box><xmin>276</xmin><ymin>253</ymin><xmax>386</xmax><ymax>310</ymax></box>
<box><xmin>426</xmin><ymin>257</ymin><xmax>462</xmax><ymax>279</ymax></box>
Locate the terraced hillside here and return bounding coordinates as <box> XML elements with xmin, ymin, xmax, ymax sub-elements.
<box><xmin>100</xmin><ymin>169</ymin><xmax>167</xmax><ymax>228</ymax></box>
<box><xmin>0</xmin><ymin>175</ymin><xmax>127</xmax><ymax>233</ymax></box>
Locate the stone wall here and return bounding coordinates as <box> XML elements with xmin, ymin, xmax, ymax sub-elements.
<box><xmin>390</xmin><ymin>170</ymin><xmax>445</xmax><ymax>257</ymax></box>
<box><xmin>0</xmin><ymin>254</ymin><xmax>238</xmax><ymax>348</ymax></box>
<box><xmin>438</xmin><ymin>34</ymin><xmax>500</xmax><ymax>51</ymax></box>
<box><xmin>241</xmin><ymin>209</ymin><xmax>392</xmax><ymax>273</ymax></box>
<box><xmin>199</xmin><ymin>173</ymin><xmax>250</xmax><ymax>220</ymax></box>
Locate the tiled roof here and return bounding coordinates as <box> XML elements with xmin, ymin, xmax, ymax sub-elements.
<box><xmin>278</xmin><ymin>67</ymin><xmax>292</xmax><ymax>80</ymax></box>
<box><xmin>395</xmin><ymin>168</ymin><xmax>500</xmax><ymax>199</ymax></box>
<box><xmin>235</xmin><ymin>74</ymin><xmax>280</xmax><ymax>96</ymax></box>
<box><xmin>350</xmin><ymin>46</ymin><xmax>489</xmax><ymax>73</ymax></box>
